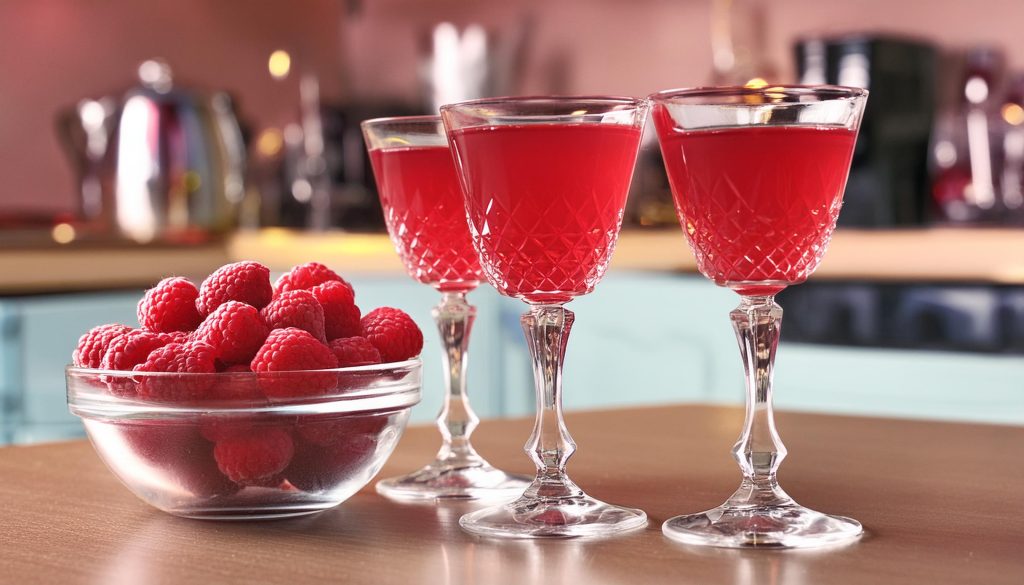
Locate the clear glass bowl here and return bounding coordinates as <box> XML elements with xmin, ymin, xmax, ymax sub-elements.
<box><xmin>66</xmin><ymin>361</ymin><xmax>421</xmax><ymax>520</ymax></box>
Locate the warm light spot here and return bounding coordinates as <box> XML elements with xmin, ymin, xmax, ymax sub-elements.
<box><xmin>384</xmin><ymin>137</ymin><xmax>412</xmax><ymax>146</ymax></box>
<box><xmin>268</xmin><ymin>50</ymin><xmax>291</xmax><ymax>80</ymax></box>
<box><xmin>184</xmin><ymin>171</ymin><xmax>202</xmax><ymax>192</ymax></box>
<box><xmin>52</xmin><ymin>222</ymin><xmax>76</xmax><ymax>244</ymax></box>
<box><xmin>570</xmin><ymin>109</ymin><xmax>588</xmax><ymax>116</ymax></box>
<box><xmin>1003</xmin><ymin>103</ymin><xmax>1024</xmax><ymax>126</ymax></box>
<box><xmin>745</xmin><ymin>78</ymin><xmax>769</xmax><ymax>89</ymax></box>
<box><xmin>256</xmin><ymin>128</ymin><xmax>284</xmax><ymax>157</ymax></box>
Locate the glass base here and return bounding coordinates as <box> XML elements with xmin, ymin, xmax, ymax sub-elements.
<box><xmin>376</xmin><ymin>460</ymin><xmax>531</xmax><ymax>501</ymax></box>
<box><xmin>663</xmin><ymin>501</ymin><xmax>863</xmax><ymax>549</ymax></box>
<box><xmin>459</xmin><ymin>492</ymin><xmax>647</xmax><ymax>539</ymax></box>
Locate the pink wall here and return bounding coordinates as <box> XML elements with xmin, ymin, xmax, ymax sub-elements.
<box><xmin>0</xmin><ymin>0</ymin><xmax>344</xmax><ymax>216</ymax></box>
<box><xmin>3</xmin><ymin>0</ymin><xmax>1023</xmax><ymax>215</ymax></box>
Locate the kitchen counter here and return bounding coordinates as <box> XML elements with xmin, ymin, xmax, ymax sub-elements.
<box><xmin>2</xmin><ymin>227</ymin><xmax>1024</xmax><ymax>295</ymax></box>
<box><xmin>1</xmin><ymin>404</ymin><xmax>1020</xmax><ymax>584</ymax></box>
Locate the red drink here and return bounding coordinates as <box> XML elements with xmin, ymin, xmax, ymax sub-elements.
<box><xmin>448</xmin><ymin>123</ymin><xmax>642</xmax><ymax>304</ymax></box>
<box><xmin>654</xmin><ymin>121</ymin><xmax>857</xmax><ymax>296</ymax></box>
<box><xmin>369</xmin><ymin>146</ymin><xmax>483</xmax><ymax>292</ymax></box>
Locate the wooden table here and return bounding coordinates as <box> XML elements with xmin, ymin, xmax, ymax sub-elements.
<box><xmin>1</xmin><ymin>405</ymin><xmax>1021</xmax><ymax>584</ymax></box>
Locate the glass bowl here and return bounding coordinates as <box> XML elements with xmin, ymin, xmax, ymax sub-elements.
<box><xmin>66</xmin><ymin>361</ymin><xmax>421</xmax><ymax>520</ymax></box>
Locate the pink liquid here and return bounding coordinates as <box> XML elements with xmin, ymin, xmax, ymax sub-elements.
<box><xmin>369</xmin><ymin>146</ymin><xmax>483</xmax><ymax>292</ymax></box>
<box><xmin>448</xmin><ymin>123</ymin><xmax>642</xmax><ymax>304</ymax></box>
<box><xmin>654</xmin><ymin>119</ymin><xmax>857</xmax><ymax>296</ymax></box>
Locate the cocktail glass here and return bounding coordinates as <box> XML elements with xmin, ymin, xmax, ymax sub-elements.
<box><xmin>362</xmin><ymin>115</ymin><xmax>531</xmax><ymax>500</ymax></box>
<box><xmin>441</xmin><ymin>97</ymin><xmax>650</xmax><ymax>537</ymax></box>
<box><xmin>650</xmin><ymin>85</ymin><xmax>868</xmax><ymax>548</ymax></box>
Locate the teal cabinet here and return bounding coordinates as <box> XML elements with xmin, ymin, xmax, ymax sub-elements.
<box><xmin>2</xmin><ymin>272</ymin><xmax>1021</xmax><ymax>446</ymax></box>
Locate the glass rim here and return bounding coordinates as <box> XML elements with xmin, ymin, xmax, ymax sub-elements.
<box><xmin>440</xmin><ymin>94</ymin><xmax>649</xmax><ymax>113</ymax></box>
<box><xmin>360</xmin><ymin>114</ymin><xmax>442</xmax><ymax>130</ymax></box>
<box><xmin>66</xmin><ymin>359</ymin><xmax>422</xmax><ymax>417</ymax></box>
<box><xmin>649</xmin><ymin>84</ymin><xmax>868</xmax><ymax>103</ymax></box>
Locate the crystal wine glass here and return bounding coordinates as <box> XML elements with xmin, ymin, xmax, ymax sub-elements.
<box><xmin>362</xmin><ymin>115</ymin><xmax>531</xmax><ymax>500</ymax></box>
<box><xmin>650</xmin><ymin>85</ymin><xmax>868</xmax><ymax>548</ymax></box>
<box><xmin>441</xmin><ymin>96</ymin><xmax>650</xmax><ymax>537</ymax></box>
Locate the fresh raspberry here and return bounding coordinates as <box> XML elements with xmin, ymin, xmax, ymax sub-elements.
<box><xmin>295</xmin><ymin>412</ymin><xmax>389</xmax><ymax>447</ymax></box>
<box><xmin>119</xmin><ymin>422</ymin><xmax>238</xmax><ymax>498</ymax></box>
<box><xmin>194</xmin><ymin>301</ymin><xmax>269</xmax><ymax>365</ymax></box>
<box><xmin>260</xmin><ymin>290</ymin><xmax>326</xmax><ymax>343</ymax></box>
<box><xmin>163</xmin><ymin>331</ymin><xmax>192</xmax><ymax>344</ymax></box>
<box><xmin>134</xmin><ymin>341</ymin><xmax>218</xmax><ymax>401</ymax></box>
<box><xmin>100</xmin><ymin>330</ymin><xmax>178</xmax><ymax>396</ymax></box>
<box><xmin>208</xmin><ymin>364</ymin><xmax>264</xmax><ymax>403</ymax></box>
<box><xmin>251</xmin><ymin>328</ymin><xmax>338</xmax><ymax>398</ymax></box>
<box><xmin>312</xmin><ymin>281</ymin><xmax>362</xmax><ymax>340</ymax></box>
<box><xmin>196</xmin><ymin>261</ymin><xmax>273</xmax><ymax>316</ymax></box>
<box><xmin>213</xmin><ymin>428</ymin><xmax>294</xmax><ymax>485</ymax></box>
<box><xmin>285</xmin><ymin>434</ymin><xmax>378</xmax><ymax>493</ymax></box>
<box><xmin>360</xmin><ymin>307</ymin><xmax>423</xmax><ymax>362</ymax></box>
<box><xmin>101</xmin><ymin>330</ymin><xmax>173</xmax><ymax>371</ymax></box>
<box><xmin>137</xmin><ymin>277</ymin><xmax>202</xmax><ymax>333</ymax></box>
<box><xmin>199</xmin><ymin>414</ymin><xmax>258</xmax><ymax>442</ymax></box>
<box><xmin>73</xmin><ymin>324</ymin><xmax>132</xmax><ymax>368</ymax></box>
<box><xmin>274</xmin><ymin>262</ymin><xmax>353</xmax><ymax>296</ymax></box>
<box><xmin>328</xmin><ymin>336</ymin><xmax>382</xmax><ymax>367</ymax></box>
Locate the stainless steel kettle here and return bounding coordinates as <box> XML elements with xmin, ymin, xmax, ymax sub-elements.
<box><xmin>57</xmin><ymin>59</ymin><xmax>246</xmax><ymax>242</ymax></box>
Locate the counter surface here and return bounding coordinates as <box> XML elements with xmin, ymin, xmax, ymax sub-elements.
<box><xmin>3</xmin><ymin>228</ymin><xmax>1024</xmax><ymax>294</ymax></box>
<box><xmin>1</xmin><ymin>404</ymin><xmax>1020</xmax><ymax>584</ymax></box>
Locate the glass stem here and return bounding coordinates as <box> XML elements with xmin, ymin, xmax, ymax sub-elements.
<box><xmin>520</xmin><ymin>304</ymin><xmax>582</xmax><ymax>499</ymax></box>
<box><xmin>432</xmin><ymin>292</ymin><xmax>482</xmax><ymax>465</ymax></box>
<box><xmin>728</xmin><ymin>295</ymin><xmax>792</xmax><ymax>506</ymax></box>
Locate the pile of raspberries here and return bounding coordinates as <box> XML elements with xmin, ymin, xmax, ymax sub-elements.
<box><xmin>71</xmin><ymin>261</ymin><xmax>423</xmax><ymax>490</ymax></box>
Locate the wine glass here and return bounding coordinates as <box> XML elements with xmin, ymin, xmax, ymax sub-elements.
<box><xmin>441</xmin><ymin>96</ymin><xmax>650</xmax><ymax>538</ymax></box>
<box><xmin>650</xmin><ymin>85</ymin><xmax>868</xmax><ymax>548</ymax></box>
<box><xmin>362</xmin><ymin>115</ymin><xmax>531</xmax><ymax>500</ymax></box>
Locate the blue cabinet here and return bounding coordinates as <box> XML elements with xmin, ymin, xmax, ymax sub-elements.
<box><xmin>2</xmin><ymin>272</ymin><xmax>1022</xmax><ymax>446</ymax></box>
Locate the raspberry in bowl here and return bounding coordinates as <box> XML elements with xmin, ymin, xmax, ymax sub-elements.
<box><xmin>67</xmin><ymin>360</ymin><xmax>420</xmax><ymax>519</ymax></box>
<box><xmin>66</xmin><ymin>261</ymin><xmax>424</xmax><ymax>520</ymax></box>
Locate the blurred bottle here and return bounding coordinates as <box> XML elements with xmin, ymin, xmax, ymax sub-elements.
<box><xmin>796</xmin><ymin>35</ymin><xmax>937</xmax><ymax>227</ymax></box>
<box><xmin>710</xmin><ymin>0</ymin><xmax>778</xmax><ymax>85</ymax></box>
<box><xmin>999</xmin><ymin>72</ymin><xmax>1024</xmax><ymax>222</ymax></box>
<box><xmin>929</xmin><ymin>47</ymin><xmax>1007</xmax><ymax>224</ymax></box>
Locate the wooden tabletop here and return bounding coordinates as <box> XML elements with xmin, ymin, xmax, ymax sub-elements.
<box><xmin>1</xmin><ymin>405</ymin><xmax>1021</xmax><ymax>584</ymax></box>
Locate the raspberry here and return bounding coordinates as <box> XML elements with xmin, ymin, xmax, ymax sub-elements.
<box><xmin>251</xmin><ymin>328</ymin><xmax>338</xmax><ymax>398</ymax></box>
<box><xmin>101</xmin><ymin>330</ymin><xmax>174</xmax><ymax>371</ymax></box>
<box><xmin>312</xmin><ymin>281</ymin><xmax>362</xmax><ymax>340</ymax></box>
<box><xmin>73</xmin><ymin>324</ymin><xmax>132</xmax><ymax>368</ymax></box>
<box><xmin>360</xmin><ymin>307</ymin><xmax>423</xmax><ymax>362</ymax></box>
<box><xmin>196</xmin><ymin>261</ymin><xmax>273</xmax><ymax>316</ymax></box>
<box><xmin>213</xmin><ymin>428</ymin><xmax>294</xmax><ymax>485</ymax></box>
<box><xmin>194</xmin><ymin>301</ymin><xmax>269</xmax><ymax>365</ymax></box>
<box><xmin>208</xmin><ymin>364</ymin><xmax>264</xmax><ymax>403</ymax></box>
<box><xmin>100</xmin><ymin>330</ymin><xmax>179</xmax><ymax>396</ymax></box>
<box><xmin>274</xmin><ymin>262</ymin><xmax>353</xmax><ymax>296</ymax></box>
<box><xmin>329</xmin><ymin>337</ymin><xmax>382</xmax><ymax>367</ymax></box>
<box><xmin>260</xmin><ymin>290</ymin><xmax>326</xmax><ymax>343</ymax></box>
<box><xmin>285</xmin><ymin>434</ymin><xmax>378</xmax><ymax>493</ymax></box>
<box><xmin>135</xmin><ymin>341</ymin><xmax>218</xmax><ymax>401</ymax></box>
<box><xmin>120</xmin><ymin>422</ymin><xmax>238</xmax><ymax>498</ymax></box>
<box><xmin>295</xmin><ymin>412</ymin><xmax>389</xmax><ymax>447</ymax></box>
<box><xmin>137</xmin><ymin>277</ymin><xmax>202</xmax><ymax>333</ymax></box>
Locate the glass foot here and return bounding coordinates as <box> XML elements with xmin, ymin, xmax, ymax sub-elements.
<box><xmin>663</xmin><ymin>501</ymin><xmax>863</xmax><ymax>548</ymax></box>
<box><xmin>376</xmin><ymin>460</ymin><xmax>531</xmax><ymax>501</ymax></box>
<box><xmin>459</xmin><ymin>492</ymin><xmax>647</xmax><ymax>539</ymax></box>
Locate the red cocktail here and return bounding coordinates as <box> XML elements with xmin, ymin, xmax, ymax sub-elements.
<box><xmin>442</xmin><ymin>97</ymin><xmax>649</xmax><ymax>539</ymax></box>
<box><xmin>655</xmin><ymin>122</ymin><xmax>857</xmax><ymax>296</ymax></box>
<box><xmin>448</xmin><ymin>123</ymin><xmax>641</xmax><ymax>303</ymax></box>
<box><xmin>652</xmin><ymin>85</ymin><xmax>868</xmax><ymax>549</ymax></box>
<box><xmin>368</xmin><ymin>145</ymin><xmax>483</xmax><ymax>292</ymax></box>
<box><xmin>362</xmin><ymin>116</ymin><xmax>529</xmax><ymax>501</ymax></box>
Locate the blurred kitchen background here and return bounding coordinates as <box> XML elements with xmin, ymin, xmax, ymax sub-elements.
<box><xmin>2</xmin><ymin>0</ymin><xmax>1023</xmax><ymax>445</ymax></box>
